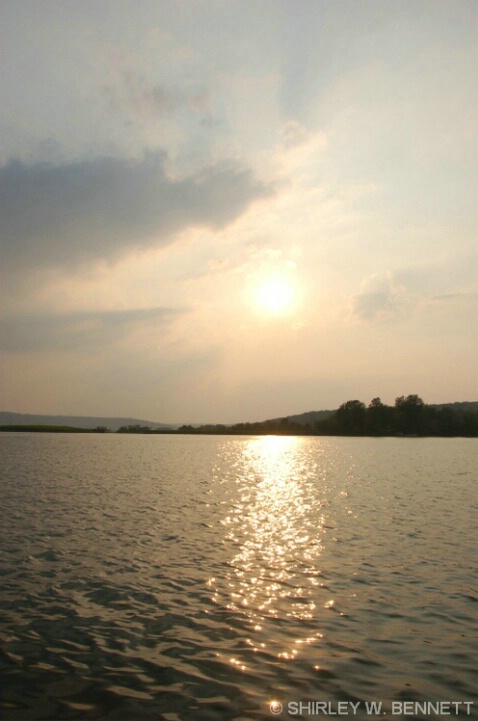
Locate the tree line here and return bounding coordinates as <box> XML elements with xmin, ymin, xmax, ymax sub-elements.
<box><xmin>319</xmin><ymin>395</ymin><xmax>478</xmax><ymax>437</ymax></box>
<box><xmin>115</xmin><ymin>395</ymin><xmax>478</xmax><ymax>437</ymax></box>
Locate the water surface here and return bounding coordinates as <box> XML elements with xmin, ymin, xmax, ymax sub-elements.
<box><xmin>0</xmin><ymin>434</ymin><xmax>477</xmax><ymax>720</ymax></box>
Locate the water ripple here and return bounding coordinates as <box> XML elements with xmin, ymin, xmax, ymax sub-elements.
<box><xmin>0</xmin><ymin>434</ymin><xmax>477</xmax><ymax>719</ymax></box>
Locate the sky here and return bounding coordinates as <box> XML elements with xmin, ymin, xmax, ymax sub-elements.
<box><xmin>1</xmin><ymin>0</ymin><xmax>477</xmax><ymax>424</ymax></box>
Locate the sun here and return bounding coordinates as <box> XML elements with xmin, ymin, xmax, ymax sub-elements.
<box><xmin>254</xmin><ymin>277</ymin><xmax>295</xmax><ymax>315</ymax></box>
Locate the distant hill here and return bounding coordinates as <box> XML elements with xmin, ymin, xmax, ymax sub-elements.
<box><xmin>429</xmin><ymin>401</ymin><xmax>478</xmax><ymax>413</ymax></box>
<box><xmin>2</xmin><ymin>401</ymin><xmax>477</xmax><ymax>434</ymax></box>
<box><xmin>0</xmin><ymin>412</ymin><xmax>174</xmax><ymax>432</ymax></box>
<box><xmin>260</xmin><ymin>409</ymin><xmax>335</xmax><ymax>426</ymax></box>
<box><xmin>264</xmin><ymin>402</ymin><xmax>478</xmax><ymax>427</ymax></box>
<box><xmin>284</xmin><ymin>409</ymin><xmax>335</xmax><ymax>426</ymax></box>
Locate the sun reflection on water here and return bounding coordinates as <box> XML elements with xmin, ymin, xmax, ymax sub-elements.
<box><xmin>210</xmin><ymin>436</ymin><xmax>328</xmax><ymax>666</ymax></box>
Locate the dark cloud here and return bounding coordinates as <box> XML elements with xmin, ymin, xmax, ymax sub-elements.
<box><xmin>0</xmin><ymin>307</ymin><xmax>183</xmax><ymax>353</ymax></box>
<box><xmin>0</xmin><ymin>153</ymin><xmax>271</xmax><ymax>273</ymax></box>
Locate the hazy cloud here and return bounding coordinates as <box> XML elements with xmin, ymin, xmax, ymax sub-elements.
<box><xmin>352</xmin><ymin>254</ymin><xmax>478</xmax><ymax>322</ymax></box>
<box><xmin>103</xmin><ymin>66</ymin><xmax>211</xmax><ymax>120</ymax></box>
<box><xmin>352</xmin><ymin>272</ymin><xmax>410</xmax><ymax>320</ymax></box>
<box><xmin>0</xmin><ymin>153</ymin><xmax>271</xmax><ymax>273</ymax></box>
<box><xmin>0</xmin><ymin>307</ymin><xmax>183</xmax><ymax>353</ymax></box>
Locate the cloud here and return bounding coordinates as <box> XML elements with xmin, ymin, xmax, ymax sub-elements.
<box><xmin>0</xmin><ymin>153</ymin><xmax>271</xmax><ymax>274</ymax></box>
<box><xmin>0</xmin><ymin>307</ymin><xmax>183</xmax><ymax>353</ymax></box>
<box><xmin>103</xmin><ymin>66</ymin><xmax>212</xmax><ymax>120</ymax></box>
<box><xmin>280</xmin><ymin>121</ymin><xmax>311</xmax><ymax>150</ymax></box>
<box><xmin>430</xmin><ymin>292</ymin><xmax>478</xmax><ymax>304</ymax></box>
<box><xmin>352</xmin><ymin>272</ymin><xmax>410</xmax><ymax>320</ymax></box>
<box><xmin>351</xmin><ymin>248</ymin><xmax>478</xmax><ymax>325</ymax></box>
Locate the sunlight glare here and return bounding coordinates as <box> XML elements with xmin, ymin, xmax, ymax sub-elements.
<box><xmin>254</xmin><ymin>277</ymin><xmax>295</xmax><ymax>315</ymax></box>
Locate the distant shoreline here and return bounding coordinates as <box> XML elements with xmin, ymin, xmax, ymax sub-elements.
<box><xmin>0</xmin><ymin>425</ymin><xmax>101</xmax><ymax>433</ymax></box>
<box><xmin>1</xmin><ymin>425</ymin><xmax>477</xmax><ymax>438</ymax></box>
<box><xmin>2</xmin><ymin>397</ymin><xmax>478</xmax><ymax>437</ymax></box>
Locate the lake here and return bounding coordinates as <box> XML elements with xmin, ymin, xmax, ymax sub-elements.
<box><xmin>0</xmin><ymin>434</ymin><xmax>477</xmax><ymax>720</ymax></box>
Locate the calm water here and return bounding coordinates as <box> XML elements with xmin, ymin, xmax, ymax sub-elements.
<box><xmin>0</xmin><ymin>434</ymin><xmax>477</xmax><ymax>721</ymax></box>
